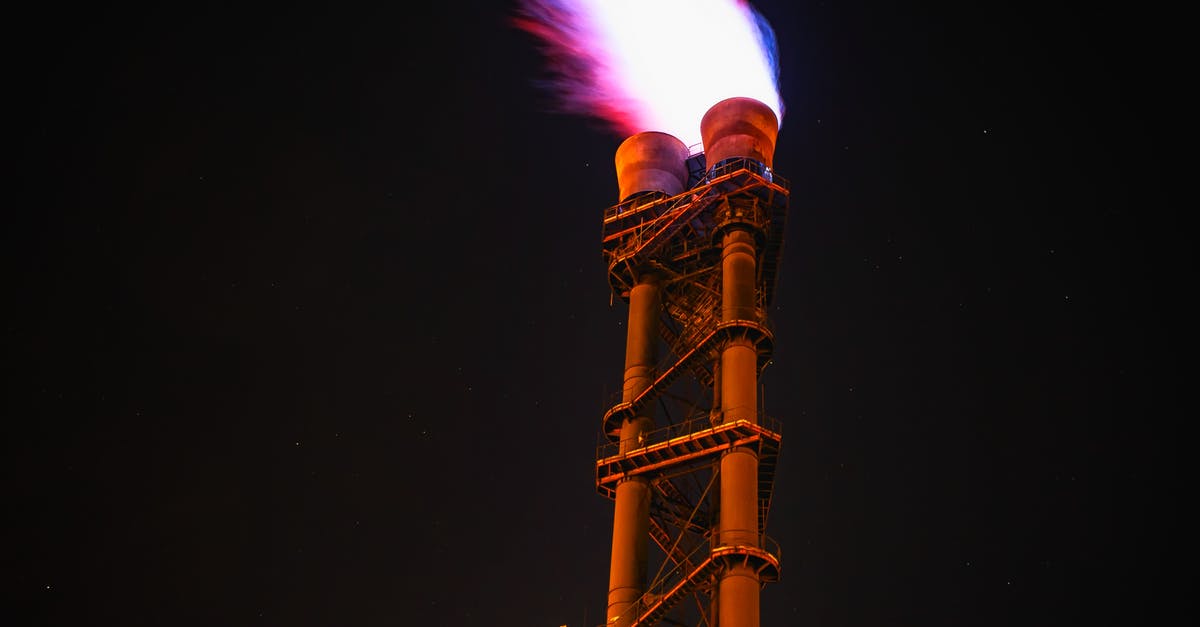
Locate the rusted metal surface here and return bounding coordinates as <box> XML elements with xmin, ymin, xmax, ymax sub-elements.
<box><xmin>700</xmin><ymin>96</ymin><xmax>779</xmax><ymax>169</ymax></box>
<box><xmin>608</xmin><ymin>275</ymin><xmax>662</xmax><ymax>627</ymax></box>
<box><xmin>615</xmin><ymin>131</ymin><xmax>691</xmax><ymax>202</ymax></box>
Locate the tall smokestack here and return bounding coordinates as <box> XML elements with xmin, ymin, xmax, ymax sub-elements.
<box><xmin>596</xmin><ymin>96</ymin><xmax>786</xmax><ymax>627</ymax></box>
<box><xmin>701</xmin><ymin>96</ymin><xmax>776</xmax><ymax>627</ymax></box>
<box><xmin>605</xmin><ymin>132</ymin><xmax>686</xmax><ymax>627</ymax></box>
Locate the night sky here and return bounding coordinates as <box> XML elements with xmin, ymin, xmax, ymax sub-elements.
<box><xmin>6</xmin><ymin>2</ymin><xmax>1182</xmax><ymax>626</ymax></box>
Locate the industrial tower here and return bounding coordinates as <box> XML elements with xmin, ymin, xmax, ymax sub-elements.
<box><xmin>599</xmin><ymin>97</ymin><xmax>788</xmax><ymax>627</ymax></box>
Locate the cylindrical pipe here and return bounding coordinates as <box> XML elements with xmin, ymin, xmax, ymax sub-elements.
<box><xmin>718</xmin><ymin>564</ymin><xmax>761</xmax><ymax>627</ymax></box>
<box><xmin>719</xmin><ymin>447</ymin><xmax>759</xmax><ymax>547</ymax></box>
<box><xmin>720</xmin><ymin>230</ymin><xmax>759</xmax><ymax>424</ymax></box>
<box><xmin>622</xmin><ymin>280</ymin><xmax>661</xmax><ymax>404</ymax></box>
<box><xmin>721</xmin><ymin>230</ymin><xmax>757</xmax><ymax>322</ymax></box>
<box><xmin>720</xmin><ymin>340</ymin><xmax>758</xmax><ymax>424</ymax></box>
<box><xmin>717</xmin><ymin>227</ymin><xmax>762</xmax><ymax>622</ymax></box>
<box><xmin>700</xmin><ymin>97</ymin><xmax>779</xmax><ymax>169</ymax></box>
<box><xmin>607</xmin><ymin>476</ymin><xmax>650</xmax><ymax>626</ymax></box>
<box><xmin>607</xmin><ymin>275</ymin><xmax>660</xmax><ymax>626</ymax></box>
<box><xmin>614</xmin><ymin>131</ymin><xmax>690</xmax><ymax>202</ymax></box>
<box><xmin>711</xmin><ymin>358</ymin><xmax>722</xmax><ymax>424</ymax></box>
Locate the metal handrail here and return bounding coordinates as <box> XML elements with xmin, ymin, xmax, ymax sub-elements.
<box><xmin>597</xmin><ymin>415</ymin><xmax>783</xmax><ymax>461</ymax></box>
<box><xmin>712</xmin><ymin>530</ymin><xmax>782</xmax><ymax>566</ymax></box>
<box><xmin>611</xmin><ymin>535</ymin><xmax>710</xmax><ymax>626</ymax></box>
<box><xmin>612</xmin><ymin>530</ymin><xmax>782</xmax><ymax>626</ymax></box>
<box><xmin>704</xmin><ymin>157</ymin><xmax>788</xmax><ymax>191</ymax></box>
<box><xmin>601</xmin><ymin>308</ymin><xmax>776</xmax><ymax>408</ymax></box>
<box><xmin>602</xmin><ymin>157</ymin><xmax>790</xmax><ymax>223</ymax></box>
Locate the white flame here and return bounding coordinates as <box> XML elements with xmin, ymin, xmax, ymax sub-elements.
<box><xmin>516</xmin><ymin>0</ymin><xmax>783</xmax><ymax>148</ymax></box>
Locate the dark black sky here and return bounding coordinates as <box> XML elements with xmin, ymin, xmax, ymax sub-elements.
<box><xmin>6</xmin><ymin>2</ymin><xmax>1183</xmax><ymax>626</ymax></box>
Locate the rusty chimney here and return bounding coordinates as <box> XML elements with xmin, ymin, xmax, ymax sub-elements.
<box><xmin>700</xmin><ymin>96</ymin><xmax>779</xmax><ymax>169</ymax></box>
<box><xmin>614</xmin><ymin>131</ymin><xmax>690</xmax><ymax>202</ymax></box>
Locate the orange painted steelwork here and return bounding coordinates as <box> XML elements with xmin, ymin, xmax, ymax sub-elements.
<box><xmin>599</xmin><ymin>98</ymin><xmax>787</xmax><ymax>627</ymax></box>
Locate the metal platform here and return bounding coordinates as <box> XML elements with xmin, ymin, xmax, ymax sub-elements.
<box><xmin>597</xmin><ymin>417</ymin><xmax>781</xmax><ymax>499</ymax></box>
<box><xmin>602</xmin><ymin>157</ymin><xmax>790</xmax><ymax>304</ymax></box>
<box><xmin>597</xmin><ymin>416</ymin><xmax>782</xmax><ymax>539</ymax></box>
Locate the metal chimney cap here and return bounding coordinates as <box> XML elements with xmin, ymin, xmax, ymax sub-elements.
<box><xmin>614</xmin><ymin>131</ymin><xmax>690</xmax><ymax>203</ymax></box>
<box><xmin>700</xmin><ymin>97</ymin><xmax>779</xmax><ymax>169</ymax></box>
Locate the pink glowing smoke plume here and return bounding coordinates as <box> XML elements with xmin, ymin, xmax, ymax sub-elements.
<box><xmin>514</xmin><ymin>0</ymin><xmax>783</xmax><ymax>150</ymax></box>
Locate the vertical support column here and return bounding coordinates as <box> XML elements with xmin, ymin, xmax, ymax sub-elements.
<box><xmin>719</xmin><ymin>229</ymin><xmax>760</xmax><ymax>432</ymax></box>
<box><xmin>607</xmin><ymin>275</ymin><xmax>660</xmax><ymax>627</ymax></box>
<box><xmin>719</xmin><ymin>566</ymin><xmax>761</xmax><ymax>627</ymax></box>
<box><xmin>718</xmin><ymin>228</ymin><xmax>761</xmax><ymax>627</ymax></box>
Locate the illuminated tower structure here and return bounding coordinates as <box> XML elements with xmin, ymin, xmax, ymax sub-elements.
<box><xmin>599</xmin><ymin>97</ymin><xmax>788</xmax><ymax>627</ymax></box>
